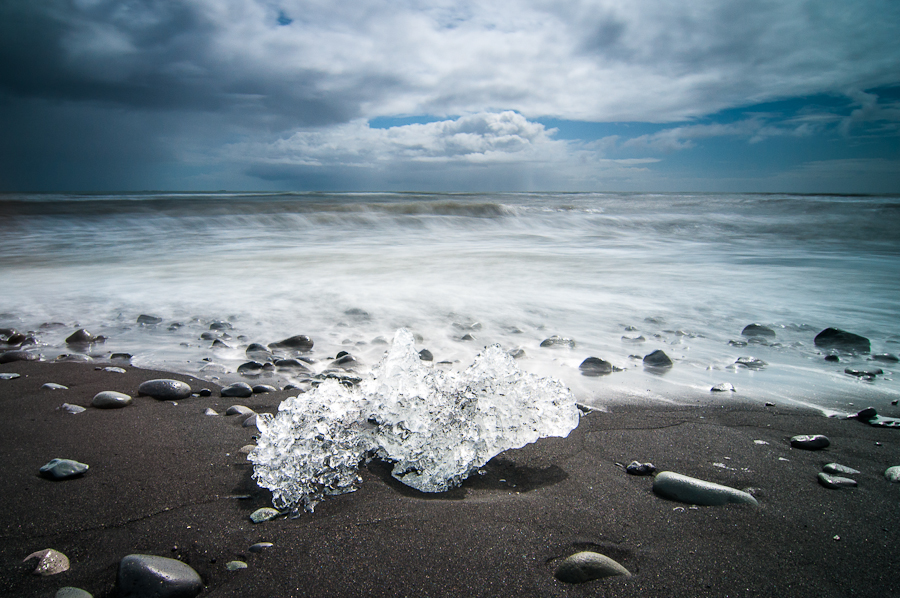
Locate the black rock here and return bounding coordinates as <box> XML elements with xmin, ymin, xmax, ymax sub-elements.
<box><xmin>138</xmin><ymin>379</ymin><xmax>192</xmax><ymax>400</ymax></box>
<box><xmin>742</xmin><ymin>324</ymin><xmax>776</xmax><ymax>338</ymax></box>
<box><xmin>209</xmin><ymin>320</ymin><xmax>233</xmax><ymax>330</ymax></box>
<box><xmin>845</xmin><ymin>367</ymin><xmax>882</xmax><ymax>380</ymax></box>
<box><xmin>252</xmin><ymin>384</ymin><xmax>278</xmax><ymax>394</ymax></box>
<box><xmin>66</xmin><ymin>329</ymin><xmax>102</xmax><ymax>345</ymax></box>
<box><xmin>117</xmin><ymin>554</ymin><xmax>202</xmax><ymax>598</ymax></box>
<box><xmin>335</xmin><ymin>350</ymin><xmax>350</xmax><ymax>359</ymax></box>
<box><xmin>579</xmin><ymin>357</ymin><xmax>613</xmax><ymax>376</ymax></box>
<box><xmin>199</xmin><ymin>331</ymin><xmax>217</xmax><ymax>341</ymax></box>
<box><xmin>211</xmin><ymin>339</ymin><xmax>231</xmax><ymax>349</ymax></box>
<box><xmin>246</xmin><ymin>343</ymin><xmax>272</xmax><ymax>359</ymax></box>
<box><xmin>274</xmin><ymin>359</ymin><xmax>311</xmax><ymax>373</ymax></box>
<box><xmin>540</xmin><ymin>335</ymin><xmax>575</xmax><ymax>348</ymax></box>
<box><xmin>137</xmin><ymin>314</ymin><xmax>162</xmax><ymax>325</ymax></box>
<box><xmin>626</xmin><ymin>461</ymin><xmax>657</xmax><ymax>476</ymax></box>
<box><xmin>221</xmin><ymin>382</ymin><xmax>253</xmax><ymax>398</ymax></box>
<box><xmin>332</xmin><ymin>354</ymin><xmax>358</xmax><ymax>368</ymax></box>
<box><xmin>198</xmin><ymin>388</ymin><xmax>213</xmax><ymax>397</ymax></box>
<box><xmin>824</xmin><ymin>354</ymin><xmax>840</xmax><ymax>362</ymax></box>
<box><xmin>872</xmin><ymin>353</ymin><xmax>900</xmax><ymax>363</ymax></box>
<box><xmin>0</xmin><ymin>350</ymin><xmax>41</xmax><ymax>364</ymax></box>
<box><xmin>4</xmin><ymin>332</ymin><xmax>26</xmax><ymax>345</ymax></box>
<box><xmin>418</xmin><ymin>349</ymin><xmax>434</xmax><ymax>361</ymax></box>
<box><xmin>269</xmin><ymin>334</ymin><xmax>314</xmax><ymax>351</ymax></box>
<box><xmin>814</xmin><ymin>327</ymin><xmax>870</xmax><ymax>353</ymax></box>
<box><xmin>642</xmin><ymin>350</ymin><xmax>673</xmax><ymax>368</ymax></box>
<box><xmin>238</xmin><ymin>361</ymin><xmax>266</xmax><ymax>375</ymax></box>
<box><xmin>110</xmin><ymin>352</ymin><xmax>133</xmax><ymax>362</ymax></box>
<box><xmin>790</xmin><ymin>434</ymin><xmax>830</xmax><ymax>450</ymax></box>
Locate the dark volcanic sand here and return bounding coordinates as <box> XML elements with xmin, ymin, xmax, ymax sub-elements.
<box><xmin>1</xmin><ymin>361</ymin><xmax>899</xmax><ymax>597</ymax></box>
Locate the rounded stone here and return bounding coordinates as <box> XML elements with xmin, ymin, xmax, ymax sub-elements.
<box><xmin>43</xmin><ymin>382</ymin><xmax>69</xmax><ymax>390</ymax></box>
<box><xmin>823</xmin><ymin>463</ymin><xmax>860</xmax><ymax>476</ymax></box>
<box><xmin>711</xmin><ymin>382</ymin><xmax>735</xmax><ymax>392</ymax></box>
<box><xmin>742</xmin><ymin>324</ymin><xmax>776</xmax><ymax>338</ymax></box>
<box><xmin>56</xmin><ymin>587</ymin><xmax>93</xmax><ymax>598</ymax></box>
<box><xmin>39</xmin><ymin>458</ymin><xmax>89</xmax><ymax>480</ymax></box>
<box><xmin>65</xmin><ymin>329</ymin><xmax>97</xmax><ymax>344</ymax></box>
<box><xmin>250</xmin><ymin>507</ymin><xmax>281</xmax><ymax>523</ymax></box>
<box><xmin>117</xmin><ymin>554</ymin><xmax>203</xmax><ymax>598</ymax></box>
<box><xmin>625</xmin><ymin>461</ymin><xmax>657</xmax><ymax>476</ymax></box>
<box><xmin>237</xmin><ymin>361</ymin><xmax>265</xmax><ymax>375</ymax></box>
<box><xmin>137</xmin><ymin>315</ymin><xmax>163</xmax><ymax>325</ymax></box>
<box><xmin>0</xmin><ymin>372</ymin><xmax>21</xmax><ymax>380</ymax></box>
<box><xmin>269</xmin><ymin>334</ymin><xmax>314</xmax><ymax>351</ymax></box>
<box><xmin>138</xmin><ymin>379</ymin><xmax>192</xmax><ymax>401</ymax></box>
<box><xmin>540</xmin><ymin>335</ymin><xmax>576</xmax><ymax>348</ymax></box>
<box><xmin>226</xmin><ymin>560</ymin><xmax>248</xmax><ymax>571</ymax></box>
<box><xmin>554</xmin><ymin>551</ymin><xmax>631</xmax><ymax>584</ymax></box>
<box><xmin>226</xmin><ymin>405</ymin><xmax>255</xmax><ymax>416</ymax></box>
<box><xmin>735</xmin><ymin>356</ymin><xmax>767</xmax><ymax>369</ymax></box>
<box><xmin>23</xmin><ymin>548</ymin><xmax>70</xmax><ymax>576</ymax></box>
<box><xmin>418</xmin><ymin>349</ymin><xmax>434</xmax><ymax>361</ymax></box>
<box><xmin>59</xmin><ymin>403</ymin><xmax>86</xmax><ymax>414</ymax></box>
<box><xmin>249</xmin><ymin>542</ymin><xmax>273</xmax><ymax>553</ymax></box>
<box><xmin>790</xmin><ymin>434</ymin><xmax>830</xmax><ymax>450</ymax></box>
<box><xmin>579</xmin><ymin>357</ymin><xmax>613</xmax><ymax>376</ymax></box>
<box><xmin>91</xmin><ymin>391</ymin><xmax>133</xmax><ymax>409</ymax></box>
<box><xmin>0</xmin><ymin>350</ymin><xmax>41</xmax><ymax>364</ymax></box>
<box><xmin>643</xmin><ymin>349</ymin><xmax>673</xmax><ymax>368</ymax></box>
<box><xmin>818</xmin><ymin>472</ymin><xmax>857</xmax><ymax>489</ymax></box>
<box><xmin>252</xmin><ymin>384</ymin><xmax>277</xmax><ymax>394</ymax></box>
<box><xmin>652</xmin><ymin>471</ymin><xmax>758</xmax><ymax>506</ymax></box>
<box><xmin>221</xmin><ymin>382</ymin><xmax>253</xmax><ymax>398</ymax></box>
<box><xmin>814</xmin><ymin>327</ymin><xmax>871</xmax><ymax>353</ymax></box>
<box><xmin>884</xmin><ymin>466</ymin><xmax>900</xmax><ymax>483</ymax></box>
<box><xmin>246</xmin><ymin>343</ymin><xmax>272</xmax><ymax>359</ymax></box>
<box><xmin>274</xmin><ymin>358</ymin><xmax>311</xmax><ymax>373</ymax></box>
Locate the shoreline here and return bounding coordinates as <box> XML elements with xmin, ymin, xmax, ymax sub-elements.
<box><xmin>2</xmin><ymin>360</ymin><xmax>899</xmax><ymax>597</ymax></box>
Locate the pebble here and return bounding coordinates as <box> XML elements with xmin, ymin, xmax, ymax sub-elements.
<box><xmin>274</xmin><ymin>358</ymin><xmax>311</xmax><ymax>372</ymax></box>
<box><xmin>56</xmin><ymin>587</ymin><xmax>93</xmax><ymax>598</ymax></box>
<box><xmin>221</xmin><ymin>382</ymin><xmax>253</xmax><ymax>398</ymax></box>
<box><xmin>104</xmin><ymin>366</ymin><xmax>127</xmax><ymax>374</ymax></box>
<box><xmin>252</xmin><ymin>384</ymin><xmax>278</xmax><ymax>394</ymax></box>
<box><xmin>823</xmin><ymin>463</ymin><xmax>860</xmax><ymax>476</ymax></box>
<box><xmin>710</xmin><ymin>382</ymin><xmax>735</xmax><ymax>392</ymax></box>
<box><xmin>23</xmin><ymin>548</ymin><xmax>70</xmax><ymax>576</ymax></box>
<box><xmin>540</xmin><ymin>335</ymin><xmax>576</xmax><ymax>348</ymax></box>
<box><xmin>239</xmin><ymin>445</ymin><xmax>256</xmax><ymax>454</ymax></box>
<box><xmin>418</xmin><ymin>349</ymin><xmax>433</xmax><ymax>361</ymax></box>
<box><xmin>226</xmin><ymin>405</ymin><xmax>255</xmax><ymax>416</ymax></box>
<box><xmin>553</xmin><ymin>551</ymin><xmax>631</xmax><ymax>583</ymax></box>
<box><xmin>579</xmin><ymin>357</ymin><xmax>613</xmax><ymax>376</ymax></box>
<box><xmin>117</xmin><ymin>554</ymin><xmax>203</xmax><ymax>598</ymax></box>
<box><xmin>110</xmin><ymin>353</ymin><xmax>133</xmax><ymax>362</ymax></box>
<box><xmin>625</xmin><ymin>461</ymin><xmax>657</xmax><ymax>476</ymax></box>
<box><xmin>269</xmin><ymin>334</ymin><xmax>314</xmax><ymax>351</ymax></box>
<box><xmin>735</xmin><ymin>356</ymin><xmax>767</xmax><ymax>369</ymax></box>
<box><xmin>204</xmin><ymin>408</ymin><xmax>219</xmax><ymax>416</ymax></box>
<box><xmin>91</xmin><ymin>391</ymin><xmax>133</xmax><ymax>409</ymax></box>
<box><xmin>790</xmin><ymin>434</ymin><xmax>830</xmax><ymax>450</ymax></box>
<box><xmin>642</xmin><ymin>349</ymin><xmax>673</xmax><ymax>368</ymax></box>
<box><xmin>249</xmin><ymin>542</ymin><xmax>273</xmax><ymax>553</ymax></box>
<box><xmin>238</xmin><ymin>361</ymin><xmax>266</xmax><ymax>375</ymax></box>
<box><xmin>814</xmin><ymin>327</ymin><xmax>871</xmax><ymax>353</ymax></box>
<box><xmin>42</xmin><ymin>382</ymin><xmax>68</xmax><ymax>390</ymax></box>
<box><xmin>250</xmin><ymin>507</ymin><xmax>281</xmax><ymax>523</ymax></box>
<box><xmin>824</xmin><ymin>354</ymin><xmax>840</xmax><ymax>362</ymax></box>
<box><xmin>0</xmin><ymin>350</ymin><xmax>41</xmax><ymax>363</ymax></box>
<box><xmin>817</xmin><ymin>472</ymin><xmax>858</xmax><ymax>489</ymax></box>
<box><xmin>138</xmin><ymin>379</ymin><xmax>192</xmax><ymax>400</ymax></box>
<box><xmin>59</xmin><ymin>403</ymin><xmax>86</xmax><ymax>414</ymax></box>
<box><xmin>246</xmin><ymin>343</ymin><xmax>272</xmax><ymax>358</ymax></box>
<box><xmin>871</xmin><ymin>353</ymin><xmax>900</xmax><ymax>363</ymax></box>
<box><xmin>621</xmin><ymin>335</ymin><xmax>646</xmax><ymax>343</ymax></box>
<box><xmin>137</xmin><ymin>314</ymin><xmax>163</xmax><ymax>325</ymax></box>
<box><xmin>57</xmin><ymin>353</ymin><xmax>93</xmax><ymax>363</ymax></box>
<box><xmin>39</xmin><ymin>458</ymin><xmax>89</xmax><ymax>480</ymax></box>
<box><xmin>884</xmin><ymin>466</ymin><xmax>900</xmax><ymax>482</ymax></box>
<box><xmin>652</xmin><ymin>471</ymin><xmax>758</xmax><ymax>506</ymax></box>
<box><xmin>0</xmin><ymin>372</ymin><xmax>21</xmax><ymax>380</ymax></box>
<box><xmin>66</xmin><ymin>329</ymin><xmax>101</xmax><ymax>345</ymax></box>
<box><xmin>198</xmin><ymin>388</ymin><xmax>212</xmax><ymax>397</ymax></box>
<box><xmin>243</xmin><ymin>413</ymin><xmax>259</xmax><ymax>428</ymax></box>
<box><xmin>209</xmin><ymin>320</ymin><xmax>233</xmax><ymax>330</ymax></box>
<box><xmin>742</xmin><ymin>323</ymin><xmax>776</xmax><ymax>338</ymax></box>
<box><xmin>226</xmin><ymin>560</ymin><xmax>248</xmax><ymax>571</ymax></box>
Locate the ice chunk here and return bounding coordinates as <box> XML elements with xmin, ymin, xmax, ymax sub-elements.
<box><xmin>250</xmin><ymin>328</ymin><xmax>580</xmax><ymax>513</ymax></box>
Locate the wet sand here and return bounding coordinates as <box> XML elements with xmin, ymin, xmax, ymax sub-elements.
<box><xmin>1</xmin><ymin>360</ymin><xmax>898</xmax><ymax>597</ymax></box>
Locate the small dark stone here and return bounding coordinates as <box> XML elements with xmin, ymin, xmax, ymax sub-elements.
<box><xmin>138</xmin><ymin>379</ymin><xmax>192</xmax><ymax>400</ymax></box>
<box><xmin>642</xmin><ymin>349</ymin><xmax>673</xmax><ymax>368</ymax></box>
<box><xmin>814</xmin><ymin>328</ymin><xmax>871</xmax><ymax>353</ymax></box>
<box><xmin>65</xmin><ymin>329</ymin><xmax>99</xmax><ymax>345</ymax></box>
<box><xmin>198</xmin><ymin>388</ymin><xmax>212</xmax><ymax>397</ymax></box>
<box><xmin>137</xmin><ymin>315</ymin><xmax>162</xmax><ymax>325</ymax></box>
<box><xmin>742</xmin><ymin>324</ymin><xmax>776</xmax><ymax>338</ymax></box>
<box><xmin>579</xmin><ymin>357</ymin><xmax>613</xmax><ymax>376</ymax></box>
<box><xmin>252</xmin><ymin>384</ymin><xmax>277</xmax><ymax>394</ymax></box>
<box><xmin>735</xmin><ymin>356</ymin><xmax>767</xmax><ymax>370</ymax></box>
<box><xmin>626</xmin><ymin>461</ymin><xmax>657</xmax><ymax>475</ymax></box>
<box><xmin>5</xmin><ymin>332</ymin><xmax>26</xmax><ymax>345</ymax></box>
<box><xmin>824</xmin><ymin>354</ymin><xmax>840</xmax><ymax>362</ymax></box>
<box><xmin>246</xmin><ymin>343</ymin><xmax>271</xmax><ymax>359</ymax></box>
<box><xmin>0</xmin><ymin>350</ymin><xmax>41</xmax><ymax>364</ymax></box>
<box><xmin>621</xmin><ymin>335</ymin><xmax>646</xmax><ymax>343</ymax></box>
<box><xmin>728</xmin><ymin>339</ymin><xmax>748</xmax><ymax>347</ymax></box>
<box><xmin>790</xmin><ymin>434</ymin><xmax>830</xmax><ymax>450</ymax></box>
<box><xmin>332</xmin><ymin>354</ymin><xmax>358</xmax><ymax>368</ymax></box>
<box><xmin>199</xmin><ymin>331</ymin><xmax>217</xmax><ymax>341</ymax></box>
<box><xmin>238</xmin><ymin>361</ymin><xmax>266</xmax><ymax>375</ymax></box>
<box><xmin>852</xmin><ymin>407</ymin><xmax>878</xmax><ymax>421</ymax></box>
<box><xmin>39</xmin><ymin>322</ymin><xmax>67</xmax><ymax>330</ymax></box>
<box><xmin>211</xmin><ymin>339</ymin><xmax>231</xmax><ymax>349</ymax></box>
<box><xmin>461</xmin><ymin>333</ymin><xmax>476</xmax><ymax>341</ymax></box>
<box><xmin>110</xmin><ymin>352</ymin><xmax>133</xmax><ymax>362</ymax></box>
<box><xmin>209</xmin><ymin>321</ymin><xmax>233</xmax><ymax>330</ymax></box>
<box><xmin>845</xmin><ymin>367</ymin><xmax>882</xmax><ymax>380</ymax></box>
<box><xmin>274</xmin><ymin>359</ymin><xmax>311</xmax><ymax>373</ymax></box>
<box><xmin>418</xmin><ymin>349</ymin><xmax>434</xmax><ymax>361</ymax></box>
<box><xmin>269</xmin><ymin>335</ymin><xmax>314</xmax><ymax>351</ymax></box>
<box><xmin>871</xmin><ymin>353</ymin><xmax>900</xmax><ymax>363</ymax></box>
<box><xmin>335</xmin><ymin>350</ymin><xmax>350</xmax><ymax>359</ymax></box>
<box><xmin>221</xmin><ymin>382</ymin><xmax>253</xmax><ymax>398</ymax></box>
<box><xmin>540</xmin><ymin>335</ymin><xmax>575</xmax><ymax>348</ymax></box>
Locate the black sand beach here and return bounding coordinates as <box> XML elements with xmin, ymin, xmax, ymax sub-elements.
<box><xmin>1</xmin><ymin>361</ymin><xmax>899</xmax><ymax>597</ymax></box>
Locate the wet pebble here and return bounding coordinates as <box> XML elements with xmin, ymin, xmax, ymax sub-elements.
<box><xmin>104</xmin><ymin>366</ymin><xmax>127</xmax><ymax>373</ymax></box>
<box><xmin>823</xmin><ymin>463</ymin><xmax>860</xmax><ymax>476</ymax></box>
<box><xmin>579</xmin><ymin>357</ymin><xmax>613</xmax><ymax>376</ymax></box>
<box><xmin>269</xmin><ymin>334</ymin><xmax>314</xmax><ymax>351</ymax></box>
<box><xmin>23</xmin><ymin>548</ymin><xmax>70</xmax><ymax>576</ymax></box>
<box><xmin>137</xmin><ymin>314</ymin><xmax>162</xmax><ymax>325</ymax></box>
<box><xmin>824</xmin><ymin>354</ymin><xmax>840</xmax><ymax>362</ymax></box>
<box><xmin>42</xmin><ymin>382</ymin><xmax>68</xmax><ymax>390</ymax></box>
<box><xmin>92</xmin><ymin>391</ymin><xmax>133</xmax><ymax>409</ymax></box>
<box><xmin>252</xmin><ymin>384</ymin><xmax>277</xmax><ymax>394</ymax></box>
<box><xmin>110</xmin><ymin>352</ymin><xmax>133</xmax><ymax>362</ymax></box>
<box><xmin>40</xmin><ymin>458</ymin><xmax>89</xmax><ymax>480</ymax></box>
<box><xmin>226</xmin><ymin>560</ymin><xmax>248</xmax><ymax>571</ymax></box>
<box><xmin>138</xmin><ymin>379</ymin><xmax>192</xmax><ymax>400</ymax></box>
<box><xmin>117</xmin><ymin>554</ymin><xmax>203</xmax><ymax>598</ymax></box>
<box><xmin>625</xmin><ymin>461</ymin><xmax>657</xmax><ymax>476</ymax></box>
<box><xmin>735</xmin><ymin>356</ymin><xmax>767</xmax><ymax>369</ymax></box>
<box><xmin>652</xmin><ymin>471</ymin><xmax>758</xmax><ymax>506</ymax></box>
<box><xmin>554</xmin><ymin>551</ymin><xmax>631</xmax><ymax>583</ymax></box>
<box><xmin>238</xmin><ymin>361</ymin><xmax>266</xmax><ymax>375</ymax></box>
<box><xmin>198</xmin><ymin>388</ymin><xmax>212</xmax><ymax>397</ymax></box>
<box><xmin>845</xmin><ymin>367</ymin><xmax>882</xmax><ymax>380</ymax></box>
<box><xmin>249</xmin><ymin>542</ymin><xmax>273</xmax><ymax>553</ymax></box>
<box><xmin>59</xmin><ymin>403</ymin><xmax>86</xmax><ymax>414</ymax></box>
<box><xmin>250</xmin><ymin>507</ymin><xmax>281</xmax><ymax>523</ymax></box>
<box><xmin>56</xmin><ymin>587</ymin><xmax>93</xmax><ymax>598</ymax></box>
<box><xmin>246</xmin><ymin>343</ymin><xmax>272</xmax><ymax>359</ymax></box>
<box><xmin>226</xmin><ymin>405</ymin><xmax>255</xmax><ymax>416</ymax></box>
<box><xmin>814</xmin><ymin>327</ymin><xmax>871</xmax><ymax>353</ymax></box>
<box><xmin>621</xmin><ymin>335</ymin><xmax>646</xmax><ymax>343</ymax></box>
<box><xmin>0</xmin><ymin>372</ymin><xmax>21</xmax><ymax>380</ymax></box>
<box><xmin>790</xmin><ymin>434</ymin><xmax>830</xmax><ymax>450</ymax></box>
<box><xmin>817</xmin><ymin>472</ymin><xmax>857</xmax><ymax>489</ymax></box>
<box><xmin>418</xmin><ymin>349</ymin><xmax>434</xmax><ymax>361</ymax></box>
<box><xmin>642</xmin><ymin>349</ymin><xmax>673</xmax><ymax>368</ymax></box>
<box><xmin>66</xmin><ymin>329</ymin><xmax>103</xmax><ymax>345</ymax></box>
<box><xmin>221</xmin><ymin>382</ymin><xmax>253</xmax><ymax>398</ymax></box>
<box><xmin>871</xmin><ymin>353</ymin><xmax>899</xmax><ymax>363</ymax></box>
<box><xmin>57</xmin><ymin>353</ymin><xmax>93</xmax><ymax>363</ymax></box>
<box><xmin>540</xmin><ymin>335</ymin><xmax>575</xmax><ymax>348</ymax></box>
<box><xmin>883</xmin><ymin>466</ymin><xmax>900</xmax><ymax>483</ymax></box>
<box><xmin>742</xmin><ymin>323</ymin><xmax>776</xmax><ymax>338</ymax></box>
<box><xmin>711</xmin><ymin>382</ymin><xmax>735</xmax><ymax>392</ymax></box>
<box><xmin>0</xmin><ymin>350</ymin><xmax>41</xmax><ymax>363</ymax></box>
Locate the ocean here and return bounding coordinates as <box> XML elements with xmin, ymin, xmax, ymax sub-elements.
<box><xmin>1</xmin><ymin>191</ymin><xmax>898</xmax><ymax>414</ymax></box>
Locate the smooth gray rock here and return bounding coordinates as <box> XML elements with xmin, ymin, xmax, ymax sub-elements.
<box><xmin>0</xmin><ymin>350</ymin><xmax>40</xmax><ymax>363</ymax></box>
<box><xmin>884</xmin><ymin>466</ymin><xmax>900</xmax><ymax>482</ymax></box>
<box><xmin>242</xmin><ymin>413</ymin><xmax>259</xmax><ymax>428</ymax></box>
<box><xmin>57</xmin><ymin>353</ymin><xmax>93</xmax><ymax>363</ymax></box>
<box><xmin>117</xmin><ymin>554</ymin><xmax>203</xmax><ymax>598</ymax></box>
<box><xmin>225</xmin><ymin>405</ymin><xmax>255</xmax><ymax>416</ymax></box>
<box><xmin>91</xmin><ymin>391</ymin><xmax>133</xmax><ymax>409</ymax></box>
<box><xmin>652</xmin><ymin>471</ymin><xmax>758</xmax><ymax>506</ymax></box>
<box><xmin>540</xmin><ymin>335</ymin><xmax>575</xmax><ymax>348</ymax></box>
<box><xmin>65</xmin><ymin>329</ymin><xmax>99</xmax><ymax>344</ymax></box>
<box><xmin>554</xmin><ymin>551</ymin><xmax>631</xmax><ymax>583</ymax></box>
<box><xmin>418</xmin><ymin>349</ymin><xmax>433</xmax><ymax>361</ymax></box>
<box><xmin>237</xmin><ymin>361</ymin><xmax>266</xmax><ymax>375</ymax></box>
<box><xmin>43</xmin><ymin>382</ymin><xmax>68</xmax><ymax>390</ymax></box>
<box><xmin>579</xmin><ymin>357</ymin><xmax>613</xmax><ymax>376</ymax></box>
<box><xmin>626</xmin><ymin>461</ymin><xmax>657</xmax><ymax>476</ymax></box>
<box><xmin>226</xmin><ymin>560</ymin><xmax>247</xmax><ymax>571</ymax></box>
<box><xmin>221</xmin><ymin>382</ymin><xmax>253</xmax><ymax>398</ymax></box>
<box><xmin>818</xmin><ymin>472</ymin><xmax>857</xmax><ymax>489</ymax></box>
<box><xmin>735</xmin><ymin>356</ymin><xmax>767</xmax><ymax>369</ymax></box>
<box><xmin>104</xmin><ymin>366</ymin><xmax>127</xmax><ymax>373</ymax></box>
<box><xmin>823</xmin><ymin>463</ymin><xmax>860</xmax><ymax>476</ymax></box>
<box><xmin>0</xmin><ymin>372</ymin><xmax>21</xmax><ymax>380</ymax></box>
<box><xmin>39</xmin><ymin>458</ymin><xmax>89</xmax><ymax>480</ymax></box>
<box><xmin>59</xmin><ymin>403</ymin><xmax>86</xmax><ymax>414</ymax></box>
<box><xmin>790</xmin><ymin>434</ymin><xmax>830</xmax><ymax>450</ymax></box>
<box><xmin>643</xmin><ymin>349</ymin><xmax>673</xmax><ymax>368</ymax></box>
<box><xmin>56</xmin><ymin>587</ymin><xmax>93</xmax><ymax>598</ymax></box>
<box><xmin>269</xmin><ymin>334</ymin><xmax>314</xmax><ymax>351</ymax></box>
<box><xmin>245</xmin><ymin>343</ymin><xmax>272</xmax><ymax>359</ymax></box>
<box><xmin>137</xmin><ymin>315</ymin><xmax>163</xmax><ymax>325</ymax></box>
<box><xmin>138</xmin><ymin>379</ymin><xmax>192</xmax><ymax>401</ymax></box>
<box><xmin>621</xmin><ymin>335</ymin><xmax>646</xmax><ymax>343</ymax></box>
<box><xmin>814</xmin><ymin>327</ymin><xmax>870</xmax><ymax>353</ymax></box>
<box><xmin>249</xmin><ymin>542</ymin><xmax>273</xmax><ymax>553</ymax></box>
<box><xmin>711</xmin><ymin>382</ymin><xmax>735</xmax><ymax>392</ymax></box>
<box><xmin>250</xmin><ymin>507</ymin><xmax>281</xmax><ymax>523</ymax></box>
<box><xmin>742</xmin><ymin>324</ymin><xmax>776</xmax><ymax>338</ymax></box>
<box><xmin>252</xmin><ymin>384</ymin><xmax>277</xmax><ymax>394</ymax></box>
<box><xmin>872</xmin><ymin>353</ymin><xmax>900</xmax><ymax>363</ymax></box>
<box><xmin>23</xmin><ymin>548</ymin><xmax>70</xmax><ymax>576</ymax></box>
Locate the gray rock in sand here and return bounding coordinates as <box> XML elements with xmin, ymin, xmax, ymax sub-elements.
<box><xmin>652</xmin><ymin>471</ymin><xmax>758</xmax><ymax>506</ymax></box>
<box><xmin>56</xmin><ymin>587</ymin><xmax>94</xmax><ymax>598</ymax></box>
<box><xmin>226</xmin><ymin>405</ymin><xmax>255</xmax><ymax>416</ymax></box>
<box><xmin>554</xmin><ymin>551</ymin><xmax>631</xmax><ymax>583</ymax></box>
<box><xmin>59</xmin><ymin>403</ymin><xmax>86</xmax><ymax>414</ymax></box>
<box><xmin>43</xmin><ymin>382</ymin><xmax>68</xmax><ymax>390</ymax></box>
<box><xmin>252</xmin><ymin>384</ymin><xmax>277</xmax><ymax>394</ymax></box>
<box><xmin>642</xmin><ymin>349</ymin><xmax>673</xmax><ymax>368</ymax></box>
<box><xmin>117</xmin><ymin>554</ymin><xmax>203</xmax><ymax>598</ymax></box>
<box><xmin>242</xmin><ymin>413</ymin><xmax>259</xmax><ymax>428</ymax></box>
<box><xmin>790</xmin><ymin>434</ymin><xmax>830</xmax><ymax>450</ymax></box>
<box><xmin>823</xmin><ymin>463</ymin><xmax>860</xmax><ymax>476</ymax></box>
<box><xmin>0</xmin><ymin>350</ymin><xmax>41</xmax><ymax>363</ymax></box>
<box><xmin>226</xmin><ymin>560</ymin><xmax>248</xmax><ymax>571</ymax></box>
<box><xmin>626</xmin><ymin>461</ymin><xmax>657</xmax><ymax>476</ymax></box>
<box><xmin>250</xmin><ymin>507</ymin><xmax>281</xmax><ymax>523</ymax></box>
<box><xmin>138</xmin><ymin>379</ymin><xmax>192</xmax><ymax>401</ymax></box>
<box><xmin>0</xmin><ymin>372</ymin><xmax>21</xmax><ymax>380</ymax></box>
<box><xmin>883</xmin><ymin>466</ymin><xmax>900</xmax><ymax>483</ymax></box>
<box><xmin>249</xmin><ymin>542</ymin><xmax>273</xmax><ymax>553</ymax></box>
<box><xmin>39</xmin><ymin>458</ymin><xmax>89</xmax><ymax>480</ymax></box>
<box><xmin>221</xmin><ymin>382</ymin><xmax>253</xmax><ymax>398</ymax></box>
<box><xmin>817</xmin><ymin>472</ymin><xmax>857</xmax><ymax>489</ymax></box>
<box><xmin>711</xmin><ymin>382</ymin><xmax>735</xmax><ymax>392</ymax></box>
<box><xmin>23</xmin><ymin>548</ymin><xmax>70</xmax><ymax>576</ymax></box>
<box><xmin>91</xmin><ymin>391</ymin><xmax>133</xmax><ymax>409</ymax></box>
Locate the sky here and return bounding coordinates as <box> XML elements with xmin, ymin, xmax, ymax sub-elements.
<box><xmin>1</xmin><ymin>0</ymin><xmax>899</xmax><ymax>193</ymax></box>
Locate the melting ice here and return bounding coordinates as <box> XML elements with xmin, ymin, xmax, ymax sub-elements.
<box><xmin>250</xmin><ymin>328</ymin><xmax>581</xmax><ymax>513</ymax></box>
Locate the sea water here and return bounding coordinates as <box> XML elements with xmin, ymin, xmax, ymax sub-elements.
<box><xmin>1</xmin><ymin>191</ymin><xmax>898</xmax><ymax>414</ymax></box>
